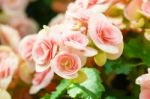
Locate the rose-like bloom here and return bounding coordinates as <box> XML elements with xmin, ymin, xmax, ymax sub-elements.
<box><xmin>88</xmin><ymin>13</ymin><xmax>123</xmax><ymax>54</ymax></box>
<box><xmin>19</xmin><ymin>34</ymin><xmax>37</xmax><ymax>61</ymax></box>
<box><xmin>0</xmin><ymin>25</ymin><xmax>20</xmax><ymax>52</ymax></box>
<box><xmin>51</xmin><ymin>51</ymin><xmax>81</xmax><ymax>79</ymax></box>
<box><xmin>107</xmin><ymin>42</ymin><xmax>124</xmax><ymax>60</ymax></box>
<box><xmin>29</xmin><ymin>68</ymin><xmax>54</xmax><ymax>94</ymax></box>
<box><xmin>1</xmin><ymin>0</ymin><xmax>30</xmax><ymax>15</ymax></box>
<box><xmin>48</xmin><ymin>14</ymin><xmax>65</xmax><ymax>26</ymax></box>
<box><xmin>62</xmin><ymin>31</ymin><xmax>97</xmax><ymax>57</ymax></box>
<box><xmin>136</xmin><ymin>68</ymin><xmax>150</xmax><ymax>99</ymax></box>
<box><xmin>66</xmin><ymin>3</ymin><xmax>90</xmax><ymax>23</ymax></box>
<box><xmin>32</xmin><ymin>29</ymin><xmax>58</xmax><ymax>72</ymax></box>
<box><xmin>63</xmin><ymin>31</ymin><xmax>89</xmax><ymax>50</ymax></box>
<box><xmin>141</xmin><ymin>0</ymin><xmax>150</xmax><ymax>18</ymax></box>
<box><xmin>75</xmin><ymin>0</ymin><xmax>98</xmax><ymax>8</ymax></box>
<box><xmin>19</xmin><ymin>34</ymin><xmax>37</xmax><ymax>72</ymax></box>
<box><xmin>0</xmin><ymin>46</ymin><xmax>19</xmax><ymax>89</ymax></box>
<box><xmin>8</xmin><ymin>15</ymin><xmax>38</xmax><ymax>38</ymax></box>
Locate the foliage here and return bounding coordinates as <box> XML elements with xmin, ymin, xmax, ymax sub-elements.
<box><xmin>42</xmin><ymin>68</ymin><xmax>104</xmax><ymax>99</ymax></box>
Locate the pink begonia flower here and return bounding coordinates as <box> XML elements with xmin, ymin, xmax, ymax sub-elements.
<box><xmin>141</xmin><ymin>0</ymin><xmax>150</xmax><ymax>18</ymax></box>
<box><xmin>0</xmin><ymin>46</ymin><xmax>19</xmax><ymax>89</ymax></box>
<box><xmin>124</xmin><ymin>0</ymin><xmax>143</xmax><ymax>20</ymax></box>
<box><xmin>139</xmin><ymin>88</ymin><xmax>150</xmax><ymax>99</ymax></box>
<box><xmin>8</xmin><ymin>15</ymin><xmax>38</xmax><ymax>38</ymax></box>
<box><xmin>88</xmin><ymin>13</ymin><xmax>123</xmax><ymax>54</ymax></box>
<box><xmin>66</xmin><ymin>3</ymin><xmax>90</xmax><ymax>23</ymax></box>
<box><xmin>47</xmin><ymin>25</ymin><xmax>67</xmax><ymax>45</ymax></box>
<box><xmin>0</xmin><ymin>25</ymin><xmax>20</xmax><ymax>52</ymax></box>
<box><xmin>32</xmin><ymin>28</ymin><xmax>58</xmax><ymax>72</ymax></box>
<box><xmin>63</xmin><ymin>31</ymin><xmax>89</xmax><ymax>50</ymax></box>
<box><xmin>107</xmin><ymin>42</ymin><xmax>124</xmax><ymax>60</ymax></box>
<box><xmin>19</xmin><ymin>34</ymin><xmax>37</xmax><ymax>61</ymax></box>
<box><xmin>60</xmin><ymin>46</ymin><xmax>87</xmax><ymax>66</ymax></box>
<box><xmin>30</xmin><ymin>68</ymin><xmax>54</xmax><ymax>94</ymax></box>
<box><xmin>1</xmin><ymin>0</ymin><xmax>30</xmax><ymax>15</ymax></box>
<box><xmin>51</xmin><ymin>51</ymin><xmax>81</xmax><ymax>79</ymax></box>
<box><xmin>19</xmin><ymin>34</ymin><xmax>37</xmax><ymax>72</ymax></box>
<box><xmin>48</xmin><ymin>14</ymin><xmax>65</xmax><ymax>26</ymax></box>
<box><xmin>136</xmin><ymin>68</ymin><xmax>150</xmax><ymax>99</ymax></box>
<box><xmin>62</xmin><ymin>31</ymin><xmax>97</xmax><ymax>57</ymax></box>
<box><xmin>75</xmin><ymin>0</ymin><xmax>98</xmax><ymax>8</ymax></box>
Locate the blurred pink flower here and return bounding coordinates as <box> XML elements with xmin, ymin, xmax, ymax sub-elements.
<box><xmin>136</xmin><ymin>68</ymin><xmax>150</xmax><ymax>99</ymax></box>
<box><xmin>66</xmin><ymin>3</ymin><xmax>90</xmax><ymax>23</ymax></box>
<box><xmin>88</xmin><ymin>13</ymin><xmax>123</xmax><ymax>54</ymax></box>
<box><xmin>1</xmin><ymin>0</ymin><xmax>30</xmax><ymax>15</ymax></box>
<box><xmin>51</xmin><ymin>51</ymin><xmax>81</xmax><ymax>79</ymax></box>
<box><xmin>0</xmin><ymin>46</ymin><xmax>19</xmax><ymax>89</ymax></box>
<box><xmin>19</xmin><ymin>34</ymin><xmax>37</xmax><ymax>72</ymax></box>
<box><xmin>124</xmin><ymin>0</ymin><xmax>143</xmax><ymax>20</ymax></box>
<box><xmin>139</xmin><ymin>88</ymin><xmax>150</xmax><ymax>99</ymax></box>
<box><xmin>32</xmin><ymin>29</ymin><xmax>58</xmax><ymax>72</ymax></box>
<box><xmin>30</xmin><ymin>68</ymin><xmax>54</xmax><ymax>94</ymax></box>
<box><xmin>19</xmin><ymin>34</ymin><xmax>37</xmax><ymax>61</ymax></box>
<box><xmin>9</xmin><ymin>15</ymin><xmax>38</xmax><ymax>38</ymax></box>
<box><xmin>75</xmin><ymin>0</ymin><xmax>98</xmax><ymax>8</ymax></box>
<box><xmin>141</xmin><ymin>0</ymin><xmax>150</xmax><ymax>18</ymax></box>
<box><xmin>0</xmin><ymin>25</ymin><xmax>20</xmax><ymax>52</ymax></box>
<box><xmin>48</xmin><ymin>14</ymin><xmax>65</xmax><ymax>26</ymax></box>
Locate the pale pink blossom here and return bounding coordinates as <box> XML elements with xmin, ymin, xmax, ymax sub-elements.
<box><xmin>30</xmin><ymin>68</ymin><xmax>54</xmax><ymax>94</ymax></box>
<box><xmin>88</xmin><ymin>13</ymin><xmax>123</xmax><ymax>54</ymax></box>
<box><xmin>32</xmin><ymin>29</ymin><xmax>58</xmax><ymax>72</ymax></box>
<box><xmin>139</xmin><ymin>88</ymin><xmax>150</xmax><ymax>99</ymax></box>
<box><xmin>48</xmin><ymin>14</ymin><xmax>65</xmax><ymax>26</ymax></box>
<box><xmin>47</xmin><ymin>25</ymin><xmax>66</xmax><ymax>45</ymax></box>
<box><xmin>136</xmin><ymin>68</ymin><xmax>150</xmax><ymax>99</ymax></box>
<box><xmin>62</xmin><ymin>31</ymin><xmax>97</xmax><ymax>57</ymax></box>
<box><xmin>19</xmin><ymin>34</ymin><xmax>37</xmax><ymax>61</ymax></box>
<box><xmin>8</xmin><ymin>15</ymin><xmax>38</xmax><ymax>38</ymax></box>
<box><xmin>0</xmin><ymin>46</ymin><xmax>19</xmax><ymax>89</ymax></box>
<box><xmin>19</xmin><ymin>34</ymin><xmax>37</xmax><ymax>72</ymax></box>
<box><xmin>141</xmin><ymin>0</ymin><xmax>150</xmax><ymax>18</ymax></box>
<box><xmin>66</xmin><ymin>3</ymin><xmax>90</xmax><ymax>23</ymax></box>
<box><xmin>0</xmin><ymin>25</ymin><xmax>20</xmax><ymax>52</ymax></box>
<box><xmin>75</xmin><ymin>0</ymin><xmax>98</xmax><ymax>8</ymax></box>
<box><xmin>1</xmin><ymin>0</ymin><xmax>30</xmax><ymax>15</ymax></box>
<box><xmin>107</xmin><ymin>42</ymin><xmax>124</xmax><ymax>60</ymax></box>
<box><xmin>124</xmin><ymin>0</ymin><xmax>143</xmax><ymax>20</ymax></box>
<box><xmin>63</xmin><ymin>31</ymin><xmax>89</xmax><ymax>50</ymax></box>
<box><xmin>51</xmin><ymin>51</ymin><xmax>81</xmax><ymax>79</ymax></box>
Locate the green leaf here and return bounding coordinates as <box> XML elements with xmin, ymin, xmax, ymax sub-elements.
<box><xmin>105</xmin><ymin>96</ymin><xmax>117</xmax><ymax>99</ymax></box>
<box><xmin>124</xmin><ymin>35</ymin><xmax>150</xmax><ymax>66</ymax></box>
<box><xmin>104</xmin><ymin>57</ymin><xmax>135</xmax><ymax>75</ymax></box>
<box><xmin>50</xmin><ymin>80</ymin><xmax>72</xmax><ymax>99</ymax></box>
<box><xmin>41</xmin><ymin>93</ymin><xmax>51</xmax><ymax>99</ymax></box>
<box><xmin>67</xmin><ymin>68</ymin><xmax>105</xmax><ymax>99</ymax></box>
<box><xmin>68</xmin><ymin>83</ymin><xmax>96</xmax><ymax>99</ymax></box>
